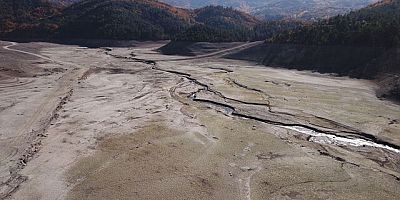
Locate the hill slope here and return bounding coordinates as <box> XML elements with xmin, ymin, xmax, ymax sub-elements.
<box><xmin>53</xmin><ymin>0</ymin><xmax>192</xmax><ymax>40</ymax></box>
<box><xmin>193</xmin><ymin>5</ymin><xmax>259</xmax><ymax>29</ymax></box>
<box><xmin>0</xmin><ymin>0</ymin><xmax>62</xmax><ymax>36</ymax></box>
<box><xmin>173</xmin><ymin>5</ymin><xmax>276</xmax><ymax>42</ymax></box>
<box><xmin>229</xmin><ymin>0</ymin><xmax>400</xmax><ymax>76</ymax></box>
<box><xmin>1</xmin><ymin>0</ymin><xmax>265</xmax><ymax>41</ymax></box>
<box><xmin>272</xmin><ymin>0</ymin><xmax>400</xmax><ymax>47</ymax></box>
<box><xmin>228</xmin><ymin>0</ymin><xmax>400</xmax><ymax>101</ymax></box>
<box><xmin>160</xmin><ymin>0</ymin><xmax>379</xmax><ymax>21</ymax></box>
<box><xmin>252</xmin><ymin>0</ymin><xmax>379</xmax><ymax>21</ymax></box>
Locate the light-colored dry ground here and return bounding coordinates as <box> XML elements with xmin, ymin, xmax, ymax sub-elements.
<box><xmin>0</xmin><ymin>41</ymin><xmax>399</xmax><ymax>200</ymax></box>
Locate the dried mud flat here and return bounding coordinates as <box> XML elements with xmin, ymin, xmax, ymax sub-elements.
<box><xmin>0</xmin><ymin>41</ymin><xmax>399</xmax><ymax>200</ymax></box>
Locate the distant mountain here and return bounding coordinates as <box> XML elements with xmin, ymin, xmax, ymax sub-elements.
<box><xmin>252</xmin><ymin>0</ymin><xmax>380</xmax><ymax>21</ymax></box>
<box><xmin>160</xmin><ymin>0</ymin><xmax>379</xmax><ymax>21</ymax></box>
<box><xmin>160</xmin><ymin>0</ymin><xmax>264</xmax><ymax>9</ymax></box>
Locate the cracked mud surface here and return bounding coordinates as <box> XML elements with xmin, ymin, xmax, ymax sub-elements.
<box><xmin>0</xmin><ymin>41</ymin><xmax>399</xmax><ymax>200</ymax></box>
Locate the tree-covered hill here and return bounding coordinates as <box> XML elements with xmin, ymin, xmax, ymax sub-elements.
<box><xmin>227</xmin><ymin>0</ymin><xmax>400</xmax><ymax>101</ymax></box>
<box><xmin>160</xmin><ymin>0</ymin><xmax>379</xmax><ymax>21</ymax></box>
<box><xmin>52</xmin><ymin>0</ymin><xmax>193</xmax><ymax>40</ymax></box>
<box><xmin>193</xmin><ymin>6</ymin><xmax>260</xmax><ymax>29</ymax></box>
<box><xmin>171</xmin><ymin>5</ymin><xmax>303</xmax><ymax>42</ymax></box>
<box><xmin>175</xmin><ymin>20</ymin><xmax>302</xmax><ymax>42</ymax></box>
<box><xmin>271</xmin><ymin>0</ymin><xmax>400</xmax><ymax>47</ymax></box>
<box><xmin>0</xmin><ymin>0</ymin><xmax>61</xmax><ymax>23</ymax></box>
<box><xmin>0</xmin><ymin>0</ymin><xmax>275</xmax><ymax>41</ymax></box>
<box><xmin>228</xmin><ymin>0</ymin><xmax>400</xmax><ymax>77</ymax></box>
<box><xmin>0</xmin><ymin>0</ymin><xmax>62</xmax><ymax>36</ymax></box>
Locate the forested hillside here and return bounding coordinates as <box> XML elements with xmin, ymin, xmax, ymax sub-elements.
<box><xmin>193</xmin><ymin>6</ymin><xmax>259</xmax><ymax>29</ymax></box>
<box><xmin>161</xmin><ymin>0</ymin><xmax>378</xmax><ymax>21</ymax></box>
<box><xmin>0</xmin><ymin>0</ymin><xmax>61</xmax><ymax>23</ymax></box>
<box><xmin>176</xmin><ymin>20</ymin><xmax>302</xmax><ymax>42</ymax></box>
<box><xmin>228</xmin><ymin>0</ymin><xmax>400</xmax><ymax>101</ymax></box>
<box><xmin>53</xmin><ymin>0</ymin><xmax>192</xmax><ymax>40</ymax></box>
<box><xmin>0</xmin><ymin>0</ymin><xmax>279</xmax><ymax>41</ymax></box>
<box><xmin>271</xmin><ymin>0</ymin><xmax>400</xmax><ymax>47</ymax></box>
<box><xmin>0</xmin><ymin>0</ymin><xmax>62</xmax><ymax>37</ymax></box>
<box><xmin>228</xmin><ymin>0</ymin><xmax>400</xmax><ymax>76</ymax></box>
<box><xmin>171</xmin><ymin>5</ymin><xmax>302</xmax><ymax>42</ymax></box>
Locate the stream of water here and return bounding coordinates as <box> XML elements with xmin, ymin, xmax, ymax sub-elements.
<box><xmin>282</xmin><ymin>126</ymin><xmax>400</xmax><ymax>154</ymax></box>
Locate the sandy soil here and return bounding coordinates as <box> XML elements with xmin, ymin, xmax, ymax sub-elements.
<box><xmin>0</xmin><ymin>41</ymin><xmax>399</xmax><ymax>200</ymax></box>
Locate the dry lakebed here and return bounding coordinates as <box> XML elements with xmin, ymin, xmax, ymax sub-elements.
<box><xmin>0</xmin><ymin>41</ymin><xmax>399</xmax><ymax>200</ymax></box>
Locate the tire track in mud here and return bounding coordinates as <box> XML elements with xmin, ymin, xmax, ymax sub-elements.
<box><xmin>0</xmin><ymin>79</ymin><xmax>36</xmax><ymax>89</ymax></box>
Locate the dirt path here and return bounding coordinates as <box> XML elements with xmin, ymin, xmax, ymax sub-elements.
<box><xmin>3</xmin><ymin>42</ymin><xmax>52</xmax><ymax>61</ymax></box>
<box><xmin>0</xmin><ymin>42</ymin><xmax>85</xmax><ymax>199</ymax></box>
<box><xmin>154</xmin><ymin>41</ymin><xmax>264</xmax><ymax>61</ymax></box>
